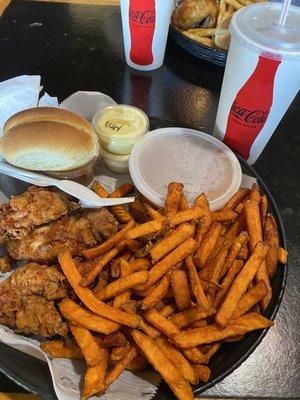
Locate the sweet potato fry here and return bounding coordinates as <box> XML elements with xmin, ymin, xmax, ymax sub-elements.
<box><xmin>185</xmin><ymin>255</ymin><xmax>211</xmax><ymax>310</ymax></box>
<box><xmin>150</xmin><ymin>223</ymin><xmax>195</xmax><ymax>263</ymax></box>
<box><xmin>245</xmin><ymin>200</ymin><xmax>272</xmax><ymax>309</ymax></box>
<box><xmin>164</xmin><ymin>182</ymin><xmax>184</xmax><ymax>216</ymax></box>
<box><xmin>169</xmin><ymin>306</ymin><xmax>215</xmax><ymax>329</ymax></box>
<box><xmin>232</xmin><ymin>281</ymin><xmax>268</xmax><ymax>319</ymax></box>
<box><xmin>139</xmin><ymin>238</ymin><xmax>196</xmax><ymax>289</ymax></box>
<box><xmin>113</xmin><ymin>258</ymin><xmax>132</xmax><ymax>309</ymax></box>
<box><xmin>249</xmin><ymin>183</ymin><xmax>261</xmax><ymax>203</ymax></box>
<box><xmin>215</xmin><ymin>242</ymin><xmax>268</xmax><ymax>327</ymax></box>
<box><xmin>220</xmin><ymin>231</ymin><xmax>249</xmax><ymax>278</ymax></box>
<box><xmin>202</xmin><ymin>343</ymin><xmax>221</xmax><ymax>363</ymax></box>
<box><xmin>223</xmin><ymin>188</ymin><xmax>250</xmax><ymax>210</ymax></box>
<box><xmin>111</xmin><ymin>183</ymin><xmax>135</xmax><ymax>198</ymax></box>
<box><xmin>143</xmin><ymin>203</ymin><xmax>164</xmax><ymax>220</ymax></box>
<box><xmin>179</xmin><ymin>194</ymin><xmax>190</xmax><ymax>211</ymax></box>
<box><xmin>155</xmin><ymin>336</ymin><xmax>199</xmax><ymax>385</ymax></box>
<box><xmin>130</xmin><ymin>257</ymin><xmax>151</xmax><ymax>272</ymax></box>
<box><xmin>145</xmin><ymin>309</ymin><xmax>206</xmax><ymax>364</ymax></box>
<box><xmin>131</xmin><ymin>329</ymin><xmax>194</xmax><ymax>400</ymax></box>
<box><xmin>278</xmin><ymin>247</ymin><xmax>288</xmax><ymax>264</ymax></box>
<box><xmin>260</xmin><ymin>194</ymin><xmax>268</xmax><ymax>229</ymax></box>
<box><xmin>212</xmin><ymin>209</ymin><xmax>237</xmax><ymax>222</ymax></box>
<box><xmin>69</xmin><ymin>324</ymin><xmax>103</xmax><ymax>367</ymax></box>
<box><xmin>168</xmin><ymin>207</ymin><xmax>207</xmax><ymax>226</ymax></box>
<box><xmin>264</xmin><ymin>214</ymin><xmax>279</xmax><ymax>277</ymax></box>
<box><xmin>192</xmin><ymin>364</ymin><xmax>211</xmax><ymax>382</ymax></box>
<box><xmin>200</xmin><ymin>248</ymin><xmax>228</xmax><ymax>283</ymax></box>
<box><xmin>81</xmin><ymin>245</ymin><xmax>125</xmax><ymax>286</ymax></box>
<box><xmin>129</xmin><ymin>198</ymin><xmax>147</xmax><ymax>223</ymax></box>
<box><xmin>110</xmin><ymin>346</ymin><xmax>129</xmax><ymax>362</ymax></box>
<box><xmin>92</xmin><ymin>180</ymin><xmax>109</xmax><ymax>197</ymax></box>
<box><xmin>59</xmin><ymin>298</ymin><xmax>119</xmax><ymax>334</ymax></box>
<box><xmin>126</xmin><ymin>220</ymin><xmax>163</xmax><ymax>240</ymax></box>
<box><xmin>195</xmin><ymin>215</ymin><xmax>211</xmax><ymax>246</ymax></box>
<box><xmin>102</xmin><ymin>331</ymin><xmax>129</xmax><ymax>348</ymax></box>
<box><xmin>237</xmin><ymin>243</ymin><xmax>249</xmax><ymax>260</ymax></box>
<box><xmin>142</xmin><ymin>274</ymin><xmax>170</xmax><ymax>310</ymax></box>
<box><xmin>140</xmin><ymin>318</ymin><xmax>161</xmax><ymax>339</ymax></box>
<box><xmin>172</xmin><ymin>312</ymin><xmax>273</xmax><ymax>348</ymax></box>
<box><xmin>196</xmin><ymin>222</ymin><xmax>223</xmax><ymax>268</ymax></box>
<box><xmin>214</xmin><ymin>260</ymin><xmax>244</xmax><ymax>308</ymax></box>
<box><xmin>171</xmin><ymin>269</ymin><xmax>191</xmax><ymax>310</ymax></box>
<box><xmin>126</xmin><ymin>354</ymin><xmax>148</xmax><ymax>372</ymax></box>
<box><xmin>82</xmin><ymin>349</ymin><xmax>109</xmax><ymax>400</ymax></box>
<box><xmin>58</xmin><ymin>251</ymin><xmax>140</xmax><ymax>327</ymax></box>
<box><xmin>81</xmin><ymin>220</ymin><xmax>135</xmax><ymax>259</ymax></box>
<box><xmin>106</xmin><ymin>346</ymin><xmax>138</xmax><ymax>386</ymax></box>
<box><xmin>194</xmin><ymin>193</ymin><xmax>210</xmax><ymax>212</ymax></box>
<box><xmin>95</xmin><ymin>270</ymin><xmax>149</xmax><ymax>301</ymax></box>
<box><xmin>160</xmin><ymin>304</ymin><xmax>176</xmax><ymax>318</ymax></box>
<box><xmin>235</xmin><ymin>201</ymin><xmax>246</xmax><ymax>214</ymax></box>
<box><xmin>40</xmin><ymin>340</ymin><xmax>83</xmax><ymax>359</ymax></box>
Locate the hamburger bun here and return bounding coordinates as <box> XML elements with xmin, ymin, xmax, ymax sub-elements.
<box><xmin>0</xmin><ymin>107</ymin><xmax>100</xmax><ymax>171</ymax></box>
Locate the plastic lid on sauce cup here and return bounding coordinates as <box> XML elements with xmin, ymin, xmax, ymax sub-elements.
<box><xmin>129</xmin><ymin>128</ymin><xmax>242</xmax><ymax>211</ymax></box>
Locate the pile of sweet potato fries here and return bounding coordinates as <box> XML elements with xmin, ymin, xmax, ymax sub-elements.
<box><xmin>41</xmin><ymin>181</ymin><xmax>287</xmax><ymax>400</ymax></box>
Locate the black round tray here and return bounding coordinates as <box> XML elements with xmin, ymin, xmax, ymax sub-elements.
<box><xmin>0</xmin><ymin>122</ymin><xmax>287</xmax><ymax>400</ymax></box>
<box><xmin>169</xmin><ymin>25</ymin><xmax>228</xmax><ymax>67</ymax></box>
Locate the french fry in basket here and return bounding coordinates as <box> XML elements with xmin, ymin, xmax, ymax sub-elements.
<box><xmin>217</xmin><ymin>0</ymin><xmax>227</xmax><ymax>24</ymax></box>
<box><xmin>126</xmin><ymin>219</ymin><xmax>163</xmax><ymax>240</ymax></box>
<box><xmin>95</xmin><ymin>270</ymin><xmax>149</xmax><ymax>301</ymax></box>
<box><xmin>130</xmin><ymin>257</ymin><xmax>151</xmax><ymax>272</ymax></box>
<box><xmin>59</xmin><ymin>298</ymin><xmax>119</xmax><ymax>334</ymax></box>
<box><xmin>232</xmin><ymin>281</ymin><xmax>268</xmax><ymax>319</ymax></box>
<box><xmin>164</xmin><ymin>182</ymin><xmax>184</xmax><ymax>216</ymax></box>
<box><xmin>58</xmin><ymin>250</ymin><xmax>140</xmax><ymax>327</ymax></box>
<box><xmin>111</xmin><ymin>183</ymin><xmax>135</xmax><ymax>197</ymax></box>
<box><xmin>182</xmin><ymin>31</ymin><xmax>213</xmax><ymax>46</ymax></box>
<box><xmin>203</xmin><ymin>343</ymin><xmax>221</xmax><ymax>363</ymax></box>
<box><xmin>81</xmin><ymin>219</ymin><xmax>135</xmax><ymax>259</ymax></box>
<box><xmin>237</xmin><ymin>243</ymin><xmax>249</xmax><ymax>260</ymax></box>
<box><xmin>106</xmin><ymin>346</ymin><xmax>138</xmax><ymax>386</ymax></box>
<box><xmin>82</xmin><ymin>349</ymin><xmax>108</xmax><ymax>400</ymax></box>
<box><xmin>212</xmin><ymin>209</ymin><xmax>237</xmax><ymax>222</ymax></box>
<box><xmin>113</xmin><ymin>258</ymin><xmax>132</xmax><ymax>309</ymax></box>
<box><xmin>131</xmin><ymin>329</ymin><xmax>194</xmax><ymax>400</ymax></box>
<box><xmin>110</xmin><ymin>346</ymin><xmax>128</xmax><ymax>362</ymax></box>
<box><xmin>81</xmin><ymin>244</ymin><xmax>125</xmax><ymax>286</ymax></box>
<box><xmin>155</xmin><ymin>336</ymin><xmax>199</xmax><ymax>385</ymax></box>
<box><xmin>226</xmin><ymin>0</ymin><xmax>243</xmax><ymax>10</ymax></box>
<box><xmin>102</xmin><ymin>331</ymin><xmax>129</xmax><ymax>348</ymax></box>
<box><xmin>220</xmin><ymin>231</ymin><xmax>249</xmax><ymax>278</ymax></box>
<box><xmin>169</xmin><ymin>306</ymin><xmax>215</xmax><ymax>329</ymax></box>
<box><xmin>260</xmin><ymin>194</ymin><xmax>268</xmax><ymax>230</ymax></box>
<box><xmin>223</xmin><ymin>188</ymin><xmax>250</xmax><ymax>210</ymax></box>
<box><xmin>215</xmin><ymin>242</ymin><xmax>268</xmax><ymax>327</ymax></box>
<box><xmin>245</xmin><ymin>200</ymin><xmax>272</xmax><ymax>309</ymax></box>
<box><xmin>40</xmin><ymin>340</ymin><xmax>83</xmax><ymax>359</ymax></box>
<box><xmin>264</xmin><ymin>214</ymin><xmax>279</xmax><ymax>277</ymax></box>
<box><xmin>145</xmin><ymin>309</ymin><xmax>206</xmax><ymax>364</ymax></box>
<box><xmin>139</xmin><ymin>237</ymin><xmax>196</xmax><ymax>289</ymax></box>
<box><xmin>278</xmin><ymin>247</ymin><xmax>288</xmax><ymax>264</ymax></box>
<box><xmin>196</xmin><ymin>222</ymin><xmax>223</xmax><ymax>268</ymax></box>
<box><xmin>195</xmin><ymin>215</ymin><xmax>211</xmax><ymax>245</ymax></box>
<box><xmin>249</xmin><ymin>183</ymin><xmax>261</xmax><ymax>203</ymax></box>
<box><xmin>214</xmin><ymin>260</ymin><xmax>244</xmax><ymax>308</ymax></box>
<box><xmin>129</xmin><ymin>198</ymin><xmax>147</xmax><ymax>223</ymax></box>
<box><xmin>185</xmin><ymin>255</ymin><xmax>211</xmax><ymax>311</ymax></box>
<box><xmin>171</xmin><ymin>269</ymin><xmax>191</xmax><ymax>310</ymax></box>
<box><xmin>140</xmin><ymin>318</ymin><xmax>161</xmax><ymax>339</ymax></box>
<box><xmin>150</xmin><ymin>223</ymin><xmax>195</xmax><ymax>263</ymax></box>
<box><xmin>172</xmin><ymin>312</ymin><xmax>273</xmax><ymax>348</ymax></box>
<box><xmin>126</xmin><ymin>354</ymin><xmax>148</xmax><ymax>372</ymax></box>
<box><xmin>143</xmin><ymin>203</ymin><xmax>164</xmax><ymax>220</ymax></box>
<box><xmin>142</xmin><ymin>274</ymin><xmax>170</xmax><ymax>310</ymax></box>
<box><xmin>179</xmin><ymin>194</ymin><xmax>190</xmax><ymax>211</ymax></box>
<box><xmin>168</xmin><ymin>207</ymin><xmax>207</xmax><ymax>226</ymax></box>
<box><xmin>192</xmin><ymin>364</ymin><xmax>211</xmax><ymax>382</ymax></box>
<box><xmin>69</xmin><ymin>324</ymin><xmax>104</xmax><ymax>367</ymax></box>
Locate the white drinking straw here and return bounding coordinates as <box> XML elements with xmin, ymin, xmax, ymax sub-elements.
<box><xmin>278</xmin><ymin>0</ymin><xmax>292</xmax><ymax>26</ymax></box>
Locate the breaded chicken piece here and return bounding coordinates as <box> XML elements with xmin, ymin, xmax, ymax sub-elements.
<box><xmin>0</xmin><ymin>186</ymin><xmax>79</xmax><ymax>241</ymax></box>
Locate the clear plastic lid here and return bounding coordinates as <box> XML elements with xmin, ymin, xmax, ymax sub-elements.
<box><xmin>129</xmin><ymin>128</ymin><xmax>242</xmax><ymax>211</ymax></box>
<box><xmin>231</xmin><ymin>3</ymin><xmax>300</xmax><ymax>57</ymax></box>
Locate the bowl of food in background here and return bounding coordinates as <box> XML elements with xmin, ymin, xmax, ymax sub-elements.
<box><xmin>170</xmin><ymin>0</ymin><xmax>265</xmax><ymax>66</ymax></box>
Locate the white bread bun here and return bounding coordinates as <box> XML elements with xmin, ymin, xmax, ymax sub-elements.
<box><xmin>0</xmin><ymin>107</ymin><xmax>100</xmax><ymax>171</ymax></box>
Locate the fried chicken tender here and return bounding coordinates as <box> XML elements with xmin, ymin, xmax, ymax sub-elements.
<box><xmin>5</xmin><ymin>208</ymin><xmax>117</xmax><ymax>263</ymax></box>
<box><xmin>0</xmin><ymin>263</ymin><xmax>68</xmax><ymax>337</ymax></box>
<box><xmin>0</xmin><ymin>186</ymin><xmax>79</xmax><ymax>241</ymax></box>
<box><xmin>172</xmin><ymin>0</ymin><xmax>219</xmax><ymax>29</ymax></box>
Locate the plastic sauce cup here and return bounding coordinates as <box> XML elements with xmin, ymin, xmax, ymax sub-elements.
<box><xmin>101</xmin><ymin>147</ymin><xmax>130</xmax><ymax>174</ymax></box>
<box><xmin>129</xmin><ymin>128</ymin><xmax>242</xmax><ymax>210</ymax></box>
<box><xmin>92</xmin><ymin>105</ymin><xmax>149</xmax><ymax>155</ymax></box>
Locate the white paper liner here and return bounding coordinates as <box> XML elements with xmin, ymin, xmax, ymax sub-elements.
<box><xmin>0</xmin><ymin>82</ymin><xmax>257</xmax><ymax>399</ymax></box>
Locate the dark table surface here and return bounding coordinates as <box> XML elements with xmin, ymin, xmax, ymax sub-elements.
<box><xmin>0</xmin><ymin>1</ymin><xmax>299</xmax><ymax>398</ymax></box>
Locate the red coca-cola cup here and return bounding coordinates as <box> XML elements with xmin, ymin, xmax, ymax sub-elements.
<box><xmin>214</xmin><ymin>3</ymin><xmax>300</xmax><ymax>164</ymax></box>
<box><xmin>120</xmin><ymin>0</ymin><xmax>174</xmax><ymax>71</ymax></box>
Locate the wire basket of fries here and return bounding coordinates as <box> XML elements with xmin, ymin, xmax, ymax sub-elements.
<box><xmin>170</xmin><ymin>0</ymin><xmax>265</xmax><ymax>66</ymax></box>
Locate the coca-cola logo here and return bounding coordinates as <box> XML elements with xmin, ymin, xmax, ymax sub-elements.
<box><xmin>230</xmin><ymin>101</ymin><xmax>269</xmax><ymax>125</ymax></box>
<box><xmin>130</xmin><ymin>10</ymin><xmax>155</xmax><ymax>25</ymax></box>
